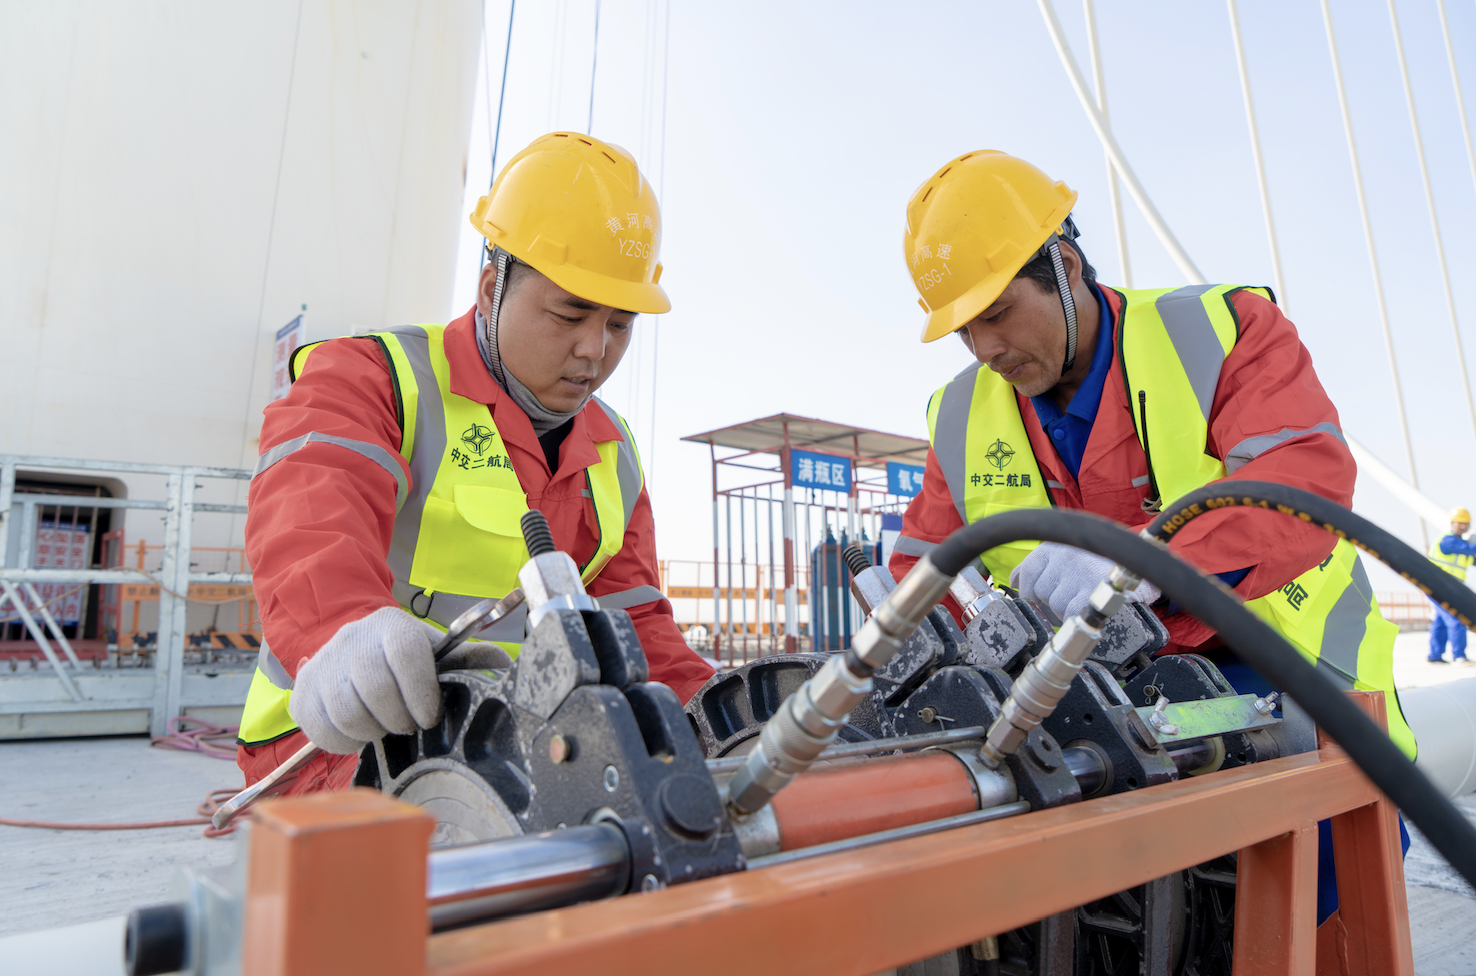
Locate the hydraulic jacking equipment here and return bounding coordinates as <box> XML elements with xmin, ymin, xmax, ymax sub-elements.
<box><xmin>125</xmin><ymin>484</ymin><xmax>1476</xmax><ymax>976</ymax></box>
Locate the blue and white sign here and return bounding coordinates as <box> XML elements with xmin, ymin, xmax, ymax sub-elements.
<box><xmin>271</xmin><ymin>314</ymin><xmax>306</xmax><ymax>402</ymax></box>
<box><xmin>791</xmin><ymin>449</ymin><xmax>852</xmax><ymax>492</ymax></box>
<box><xmin>887</xmin><ymin>461</ymin><xmax>927</xmax><ymax>497</ymax></box>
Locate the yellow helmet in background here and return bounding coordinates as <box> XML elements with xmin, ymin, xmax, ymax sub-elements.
<box><xmin>905</xmin><ymin>151</ymin><xmax>1078</xmax><ymax>343</ymax></box>
<box><xmin>469</xmin><ymin>132</ymin><xmax>670</xmax><ymax>314</ymax></box>
<box><xmin>1451</xmin><ymin>507</ymin><xmax>1472</xmax><ymax>523</ymax></box>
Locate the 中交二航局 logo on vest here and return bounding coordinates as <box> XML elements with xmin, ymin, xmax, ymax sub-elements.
<box><xmin>970</xmin><ymin>438</ymin><xmax>1034</xmax><ymax>490</ymax></box>
<box><xmin>451</xmin><ymin>423</ymin><xmax>512</xmax><ymax>471</ymax></box>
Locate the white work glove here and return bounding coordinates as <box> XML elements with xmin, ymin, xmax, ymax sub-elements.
<box><xmin>1009</xmin><ymin>542</ymin><xmax>1161</xmax><ymax>622</ymax></box>
<box><xmin>289</xmin><ymin>606</ymin><xmax>513</xmax><ymax>755</ymax></box>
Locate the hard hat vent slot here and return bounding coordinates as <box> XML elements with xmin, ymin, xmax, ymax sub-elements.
<box><xmin>577</xmin><ymin>138</ymin><xmax>592</xmax><ymax>145</ymax></box>
<box><xmin>921</xmin><ymin>186</ymin><xmax>934</xmax><ymax>202</ymax></box>
<box><xmin>601</xmin><ymin>151</ymin><xmax>617</xmax><ymax>165</ymax></box>
<box><xmin>939</xmin><ymin>167</ymin><xmax>952</xmax><ymax>178</ymax></box>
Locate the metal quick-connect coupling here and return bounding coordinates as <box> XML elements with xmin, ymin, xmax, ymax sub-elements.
<box><xmin>726</xmin><ymin>653</ymin><xmax>872</xmax><ymax>814</ymax></box>
<box><xmin>726</xmin><ymin>555</ymin><xmax>955</xmax><ymax>816</ymax></box>
<box><xmin>979</xmin><ymin>567</ymin><xmax>1140</xmax><ymax>768</ymax></box>
<box><xmin>518</xmin><ymin>511</ymin><xmax>598</xmax><ymax>631</ymax></box>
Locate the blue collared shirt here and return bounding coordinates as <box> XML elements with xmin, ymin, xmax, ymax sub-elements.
<box><xmin>1029</xmin><ymin>284</ymin><xmax>1115</xmax><ymax>482</ymax></box>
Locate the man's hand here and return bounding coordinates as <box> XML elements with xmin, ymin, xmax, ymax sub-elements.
<box><xmin>1010</xmin><ymin>542</ymin><xmax>1161</xmax><ymax>621</ymax></box>
<box><xmin>289</xmin><ymin>607</ymin><xmax>450</xmax><ymax>755</ymax></box>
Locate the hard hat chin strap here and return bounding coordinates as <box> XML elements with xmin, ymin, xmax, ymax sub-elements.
<box><xmin>484</xmin><ymin>247</ymin><xmax>511</xmax><ymax>388</ymax></box>
<box><xmin>1046</xmin><ymin>236</ymin><xmax>1079</xmax><ymax>375</ymax></box>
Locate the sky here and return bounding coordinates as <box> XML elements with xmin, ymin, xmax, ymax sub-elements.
<box><xmin>440</xmin><ymin>0</ymin><xmax>1476</xmax><ymax>593</ymax></box>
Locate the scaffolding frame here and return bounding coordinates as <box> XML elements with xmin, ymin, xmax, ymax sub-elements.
<box><xmin>0</xmin><ymin>454</ymin><xmax>253</xmax><ymax>737</ymax></box>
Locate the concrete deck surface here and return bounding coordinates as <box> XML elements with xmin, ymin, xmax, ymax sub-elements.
<box><xmin>0</xmin><ymin>734</ymin><xmax>242</xmax><ymax>938</ymax></box>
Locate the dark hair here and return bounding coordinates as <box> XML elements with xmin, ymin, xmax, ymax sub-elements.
<box><xmin>504</xmin><ymin>254</ymin><xmax>539</xmax><ymax>296</ymax></box>
<box><xmin>486</xmin><ymin>247</ymin><xmax>542</xmax><ymax>297</ymax></box>
<box><xmin>1014</xmin><ymin>237</ymin><xmax>1097</xmax><ymax>293</ymax></box>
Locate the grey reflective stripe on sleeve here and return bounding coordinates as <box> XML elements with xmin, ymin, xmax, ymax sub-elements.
<box><xmin>1314</xmin><ymin>553</ymin><xmax>1373</xmax><ymax>690</ymax></box>
<box><xmin>892</xmin><ymin>535</ymin><xmax>938</xmax><ymax>557</ymax></box>
<box><xmin>254</xmin><ymin>431</ymin><xmax>408</xmax><ymax>509</ymax></box>
<box><xmin>257</xmin><ymin>644</ymin><xmax>293</xmax><ymax>691</ymax></box>
<box><xmin>1225</xmin><ymin>423</ymin><xmax>1347</xmax><ymax>474</ymax></box>
<box><xmin>1046</xmin><ymin>480</ymin><xmax>1065</xmax><ymax>490</ymax></box>
<box><xmin>933</xmin><ymin>362</ymin><xmax>982</xmax><ymax>523</ymax></box>
<box><xmin>1131</xmin><ymin>475</ymin><xmax>1151</xmax><ymax>488</ymax></box>
<box><xmin>592</xmin><ymin>398</ymin><xmax>644</xmax><ymax>528</ymax></box>
<box><xmin>382</xmin><ymin>327</ymin><xmax>440</xmax><ymax>588</ymax></box>
<box><xmin>1154</xmin><ymin>284</ymin><xmax>1226</xmax><ymax>421</ymax></box>
<box><xmin>594</xmin><ymin>584</ymin><xmax>665</xmax><ymax>609</ymax></box>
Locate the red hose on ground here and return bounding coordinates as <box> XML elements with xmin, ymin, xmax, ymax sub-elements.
<box><xmin>0</xmin><ymin>786</ymin><xmax>243</xmax><ymax>836</ymax></box>
<box><xmin>150</xmin><ymin>715</ymin><xmax>240</xmax><ymax>760</ymax></box>
<box><xmin>0</xmin><ymin>815</ymin><xmax>211</xmax><ymax>830</ymax></box>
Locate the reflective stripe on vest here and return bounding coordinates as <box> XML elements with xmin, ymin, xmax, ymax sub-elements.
<box><xmin>926</xmin><ymin>361</ymin><xmax>1053</xmax><ymax>582</ymax></box>
<box><xmin>928</xmin><ymin>284</ymin><xmax>1413</xmax><ymax>758</ymax></box>
<box><xmin>239</xmin><ymin>324</ymin><xmax>646</xmax><ymax>747</ymax></box>
<box><xmin>1428</xmin><ymin>540</ymin><xmax>1473</xmax><ymax>581</ymax></box>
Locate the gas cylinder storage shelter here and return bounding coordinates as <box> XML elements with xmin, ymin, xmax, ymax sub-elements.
<box><xmin>678</xmin><ymin>413</ymin><xmax>931</xmax><ymax>663</ymax></box>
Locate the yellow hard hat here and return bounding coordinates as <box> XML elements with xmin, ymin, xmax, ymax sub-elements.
<box><xmin>469</xmin><ymin>132</ymin><xmax>670</xmax><ymax>314</ymax></box>
<box><xmin>905</xmin><ymin>151</ymin><xmax>1078</xmax><ymax>343</ymax></box>
<box><xmin>1451</xmin><ymin>507</ymin><xmax>1471</xmax><ymax>523</ymax></box>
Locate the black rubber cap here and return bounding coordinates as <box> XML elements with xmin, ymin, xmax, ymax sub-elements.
<box><xmin>124</xmin><ymin>902</ymin><xmax>188</xmax><ymax>976</ymax></box>
<box><xmin>657</xmin><ymin>774</ymin><xmax>722</xmax><ymax>840</ymax></box>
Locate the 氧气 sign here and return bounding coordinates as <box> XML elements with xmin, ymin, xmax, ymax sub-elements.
<box><xmin>790</xmin><ymin>450</ymin><xmax>852</xmax><ymax>492</ymax></box>
<box><xmin>887</xmin><ymin>461</ymin><xmax>927</xmax><ymax>497</ymax></box>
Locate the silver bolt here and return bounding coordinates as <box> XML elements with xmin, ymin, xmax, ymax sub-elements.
<box><xmin>603</xmin><ymin>765</ymin><xmax>620</xmax><ymax>792</ymax></box>
<box><xmin>1254</xmin><ymin>692</ymin><xmax>1280</xmax><ymax>716</ymax></box>
<box><xmin>641</xmin><ymin>874</ymin><xmax>662</xmax><ymax>892</ymax></box>
<box><xmin>549</xmin><ymin>734</ymin><xmax>571</xmax><ymax>764</ymax></box>
<box><xmin>1148</xmin><ymin>696</ymin><xmax>1180</xmax><ymax>736</ymax></box>
<box><xmin>918</xmin><ymin>706</ymin><xmax>939</xmax><ymax>723</ymax></box>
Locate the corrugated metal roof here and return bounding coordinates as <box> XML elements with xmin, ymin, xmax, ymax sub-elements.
<box><xmin>681</xmin><ymin>413</ymin><xmax>930</xmax><ymax>468</ymax></box>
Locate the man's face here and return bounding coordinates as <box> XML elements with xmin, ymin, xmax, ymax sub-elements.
<box><xmin>1454</xmin><ymin>520</ymin><xmax>1470</xmax><ymax>536</ymax></box>
<box><xmin>955</xmin><ymin>276</ymin><xmax>1070</xmax><ymax>398</ymax></box>
<box><xmin>479</xmin><ymin>264</ymin><xmax>635</xmax><ymax>413</ymax></box>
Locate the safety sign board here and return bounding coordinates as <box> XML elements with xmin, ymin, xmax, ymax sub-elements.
<box><xmin>790</xmin><ymin>449</ymin><xmax>852</xmax><ymax>492</ymax></box>
<box><xmin>887</xmin><ymin>461</ymin><xmax>927</xmax><ymax>497</ymax></box>
<box><xmin>271</xmin><ymin>314</ymin><xmax>306</xmax><ymax>402</ymax></box>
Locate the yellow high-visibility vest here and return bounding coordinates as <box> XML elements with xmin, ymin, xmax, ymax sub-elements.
<box><xmin>1427</xmin><ymin>539</ymin><xmax>1473</xmax><ymax>581</ymax></box>
<box><xmin>926</xmin><ymin>284</ymin><xmax>1414</xmax><ymax>758</ymax></box>
<box><xmin>238</xmin><ymin>324</ymin><xmax>647</xmax><ymax>747</ymax></box>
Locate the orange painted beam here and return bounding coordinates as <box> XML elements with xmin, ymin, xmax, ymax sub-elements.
<box><xmin>1233</xmin><ymin>823</ymin><xmax>1319</xmax><ymax>974</ymax></box>
<box><xmin>1317</xmin><ymin>693</ymin><xmax>1415</xmax><ymax>976</ymax></box>
<box><xmin>427</xmin><ymin>749</ymin><xmax>1379</xmax><ymax>976</ymax></box>
<box><xmin>244</xmin><ymin>789</ymin><xmax>434</xmax><ymax>976</ymax></box>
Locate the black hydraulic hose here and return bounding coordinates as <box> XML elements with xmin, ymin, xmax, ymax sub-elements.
<box><xmin>928</xmin><ymin>508</ymin><xmax>1476</xmax><ymax>892</ymax></box>
<box><xmin>1146</xmin><ymin>479</ymin><xmax>1476</xmax><ymax>627</ymax></box>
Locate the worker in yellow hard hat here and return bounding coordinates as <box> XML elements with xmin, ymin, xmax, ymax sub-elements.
<box><xmin>1427</xmin><ymin>507</ymin><xmax>1476</xmax><ymax>664</ymax></box>
<box><xmin>887</xmin><ymin>150</ymin><xmax>1412</xmax><ymax>933</ymax></box>
<box><xmin>235</xmin><ymin>133</ymin><xmax>713</xmax><ymax>797</ymax></box>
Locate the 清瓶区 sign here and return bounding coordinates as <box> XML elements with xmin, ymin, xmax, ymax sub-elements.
<box><xmin>887</xmin><ymin>461</ymin><xmax>926</xmax><ymax>497</ymax></box>
<box><xmin>791</xmin><ymin>449</ymin><xmax>852</xmax><ymax>492</ymax></box>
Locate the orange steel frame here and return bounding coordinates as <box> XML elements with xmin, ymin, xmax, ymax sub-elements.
<box><xmin>242</xmin><ymin>692</ymin><xmax>1413</xmax><ymax>976</ymax></box>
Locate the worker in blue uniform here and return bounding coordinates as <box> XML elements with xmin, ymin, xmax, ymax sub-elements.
<box><xmin>1428</xmin><ymin>506</ymin><xmax>1476</xmax><ymax>665</ymax></box>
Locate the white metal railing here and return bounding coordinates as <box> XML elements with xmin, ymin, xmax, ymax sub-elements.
<box><xmin>0</xmin><ymin>454</ymin><xmax>252</xmax><ymax>736</ymax></box>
